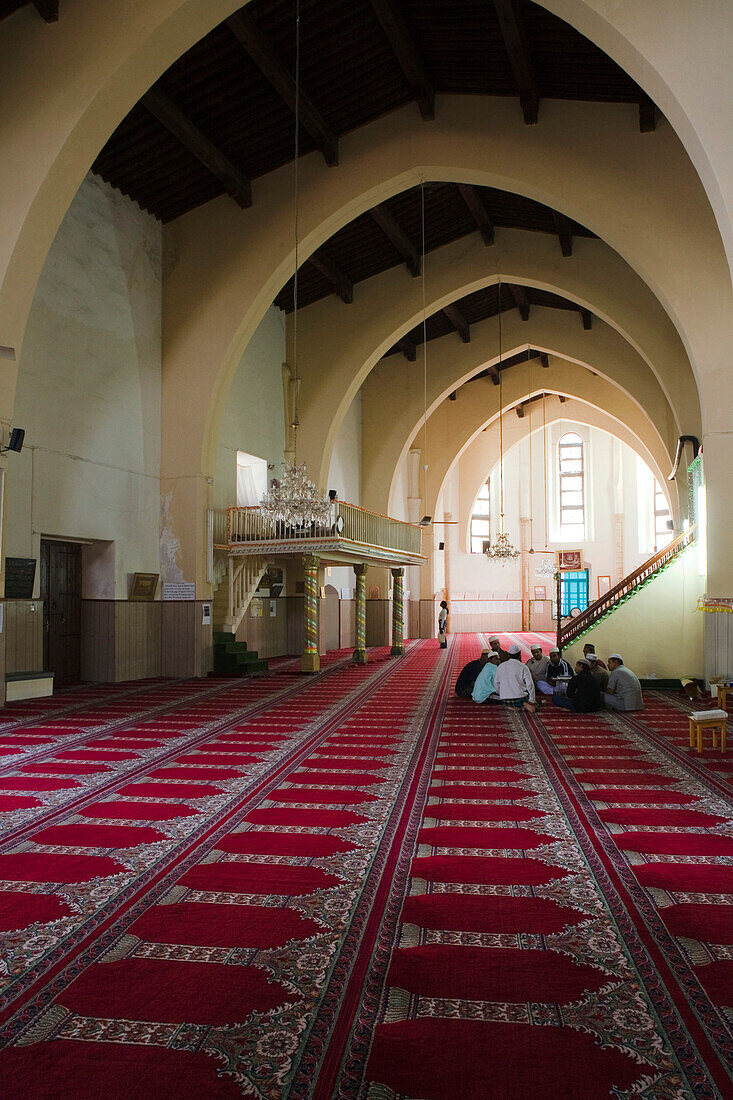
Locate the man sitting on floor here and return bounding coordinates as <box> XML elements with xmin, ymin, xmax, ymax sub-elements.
<box><xmin>552</xmin><ymin>658</ymin><xmax>602</xmax><ymax>712</ymax></box>
<box><xmin>603</xmin><ymin>654</ymin><xmax>644</xmax><ymax>711</ymax></box>
<box><xmin>537</xmin><ymin>648</ymin><xmax>571</xmax><ymax>695</ymax></box>
<box><xmin>583</xmin><ymin>643</ymin><xmax>607</xmax><ymax>669</ymax></box>
<box><xmin>494</xmin><ymin>644</ymin><xmax>535</xmax><ymax>711</ymax></box>
<box><xmin>526</xmin><ymin>644</ymin><xmax>549</xmax><ymax>684</ymax></box>
<box><xmin>488</xmin><ymin>635</ymin><xmax>510</xmax><ymax>662</ymax></box>
<box><xmin>455</xmin><ymin>650</ymin><xmax>490</xmax><ymax>698</ymax></box>
<box><xmin>472</xmin><ymin>651</ymin><xmax>501</xmax><ymax>704</ymax></box>
<box><xmin>587</xmin><ymin>653</ymin><xmax>609</xmax><ymax>692</ymax></box>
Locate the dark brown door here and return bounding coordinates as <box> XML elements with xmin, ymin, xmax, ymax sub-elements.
<box><xmin>41</xmin><ymin>540</ymin><xmax>82</xmax><ymax>686</ymax></box>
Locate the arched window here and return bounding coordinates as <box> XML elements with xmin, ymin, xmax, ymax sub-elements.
<box><xmin>558</xmin><ymin>432</ymin><xmax>585</xmax><ymax>539</ymax></box>
<box><xmin>654</xmin><ymin>481</ymin><xmax>672</xmax><ymax>549</ymax></box>
<box><xmin>470</xmin><ymin>479</ymin><xmax>491</xmax><ymax>553</ymax></box>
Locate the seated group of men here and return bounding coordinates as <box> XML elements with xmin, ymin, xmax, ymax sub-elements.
<box><xmin>455</xmin><ymin>636</ymin><xmax>644</xmax><ymax>715</ymax></box>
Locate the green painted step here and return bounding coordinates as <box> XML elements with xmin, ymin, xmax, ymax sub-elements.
<box><xmin>213</xmin><ymin>635</ymin><xmax>268</xmax><ymax>676</ymax></box>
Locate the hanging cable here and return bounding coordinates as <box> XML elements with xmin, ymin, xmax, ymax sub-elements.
<box><xmin>291</xmin><ymin>0</ymin><xmax>302</xmax><ymax>462</ymax></box>
<box><xmin>421</xmin><ymin>180</ymin><xmax>428</xmax><ymax>510</ymax></box>
<box><xmin>543</xmin><ymin>390</ymin><xmax>548</xmax><ymax>546</ymax></box>
<box><xmin>498</xmin><ymin>282</ymin><xmax>505</xmax><ymax>532</ymax></box>
<box><xmin>528</xmin><ymin>354</ymin><xmax>533</xmax><ymax>551</ymax></box>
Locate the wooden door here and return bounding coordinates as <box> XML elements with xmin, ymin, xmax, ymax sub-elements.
<box><xmin>41</xmin><ymin>540</ymin><xmax>82</xmax><ymax>685</ymax></box>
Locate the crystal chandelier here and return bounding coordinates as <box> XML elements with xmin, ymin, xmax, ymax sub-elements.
<box><xmin>260</xmin><ymin>0</ymin><xmax>330</xmax><ymax>529</ymax></box>
<box><xmin>485</xmin><ymin>531</ymin><xmax>520</xmax><ymax>562</ymax></box>
<box><xmin>484</xmin><ymin>280</ymin><xmax>520</xmax><ymax>564</ymax></box>
<box><xmin>260</xmin><ymin>462</ymin><xmax>332</xmax><ymax>527</ymax></box>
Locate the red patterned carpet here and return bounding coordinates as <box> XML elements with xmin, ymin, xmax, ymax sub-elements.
<box><xmin>0</xmin><ymin>636</ymin><xmax>731</xmax><ymax>1098</ymax></box>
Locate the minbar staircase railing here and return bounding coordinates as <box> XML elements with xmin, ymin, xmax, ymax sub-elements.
<box><xmin>559</xmin><ymin>525</ymin><xmax>697</xmax><ymax>650</ymax></box>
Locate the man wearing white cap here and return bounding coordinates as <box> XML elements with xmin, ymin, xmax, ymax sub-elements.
<box><xmin>587</xmin><ymin>653</ymin><xmax>609</xmax><ymax>693</ymax></box>
<box><xmin>526</xmin><ymin>644</ymin><xmax>550</xmax><ymax>684</ymax></box>
<box><xmin>494</xmin><ymin>644</ymin><xmax>535</xmax><ymax>710</ymax></box>
<box><xmin>487</xmin><ymin>635</ymin><xmax>509</xmax><ymax>663</ymax></box>
<box><xmin>537</xmin><ymin>648</ymin><xmax>571</xmax><ymax>696</ymax></box>
<box><xmin>603</xmin><ymin>654</ymin><xmax>644</xmax><ymax>711</ymax></box>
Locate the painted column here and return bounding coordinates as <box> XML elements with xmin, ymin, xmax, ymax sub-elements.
<box><xmin>301</xmin><ymin>554</ymin><xmax>320</xmax><ymax>673</ymax></box>
<box><xmin>353</xmin><ymin>563</ymin><xmax>368</xmax><ymax>664</ymax></box>
<box><xmin>391</xmin><ymin>567</ymin><xmax>405</xmax><ymax>656</ymax></box>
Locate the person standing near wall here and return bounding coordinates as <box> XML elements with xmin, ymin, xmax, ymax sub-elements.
<box><xmin>438</xmin><ymin>601</ymin><xmax>448</xmax><ymax>648</ymax></box>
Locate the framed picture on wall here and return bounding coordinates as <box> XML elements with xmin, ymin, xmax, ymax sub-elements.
<box><xmin>533</xmin><ymin>585</ymin><xmax>546</xmax><ymax>600</ymax></box>
<box><xmin>598</xmin><ymin>575</ymin><xmax>611</xmax><ymax>597</ymax></box>
<box><xmin>559</xmin><ymin>550</ymin><xmax>583</xmax><ymax>571</ymax></box>
<box><xmin>130</xmin><ymin>572</ymin><xmax>159</xmax><ymax>601</ymax></box>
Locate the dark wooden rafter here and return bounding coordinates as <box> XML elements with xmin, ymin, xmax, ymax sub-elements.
<box><xmin>308</xmin><ymin>250</ymin><xmax>353</xmax><ymax>303</ymax></box>
<box><xmin>539</xmin><ymin>351</ymin><xmax>549</xmax><ymax>367</ymax></box>
<box><xmin>508</xmin><ymin>282</ymin><xmax>530</xmax><ymax>320</ymax></box>
<box><xmin>226</xmin><ymin>11</ymin><xmax>338</xmax><ymax>167</ymax></box>
<box><xmin>638</xmin><ymin>95</ymin><xmax>657</xmax><ymax>133</ymax></box>
<box><xmin>457</xmin><ymin>184</ymin><xmax>495</xmax><ymax>245</ymax></box>
<box><xmin>580</xmin><ymin>308</ymin><xmax>593</xmax><ymax>330</ymax></box>
<box><xmin>370</xmin><ymin>204</ymin><xmax>421</xmax><ymax>276</ymax></box>
<box><xmin>449</xmin><ymin>391</ymin><xmax>457</xmax><ymax>400</ymax></box>
<box><xmin>32</xmin><ymin>0</ymin><xmax>58</xmax><ymax>20</ymax></box>
<box><xmin>442</xmin><ymin>303</ymin><xmax>471</xmax><ymax>343</ymax></box>
<box><xmin>488</xmin><ymin>364</ymin><xmax>501</xmax><ymax>385</ymax></box>
<box><xmin>368</xmin><ymin>0</ymin><xmax>434</xmax><ymax>121</ymax></box>
<box><xmin>559</xmin><ymin>394</ymin><xmax>567</xmax><ymax>402</ymax></box>
<box><xmin>516</xmin><ymin>389</ymin><xmax>564</xmax><ymax>416</ymax></box>
<box><xmin>141</xmin><ymin>88</ymin><xmax>252</xmax><ymax>208</ymax></box>
<box><xmin>397</xmin><ymin>336</ymin><xmax>417</xmax><ymax>361</ymax></box>
<box><xmin>492</xmin><ymin>0</ymin><xmax>539</xmax><ymax>125</ymax></box>
<box><xmin>552</xmin><ymin>211</ymin><xmax>573</xmax><ymax>256</ymax></box>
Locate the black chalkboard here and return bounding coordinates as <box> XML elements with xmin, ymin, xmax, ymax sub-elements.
<box><xmin>5</xmin><ymin>557</ymin><xmax>36</xmax><ymax>599</ymax></box>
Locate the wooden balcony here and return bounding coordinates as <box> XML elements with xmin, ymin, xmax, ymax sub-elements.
<box><xmin>215</xmin><ymin>501</ymin><xmax>425</xmax><ymax>567</ymax></box>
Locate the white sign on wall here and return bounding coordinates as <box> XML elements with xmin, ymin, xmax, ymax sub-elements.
<box><xmin>162</xmin><ymin>582</ymin><xmax>196</xmax><ymax>601</ymax></box>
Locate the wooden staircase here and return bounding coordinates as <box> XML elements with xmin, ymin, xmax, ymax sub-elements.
<box><xmin>212</xmin><ymin>555</ymin><xmax>268</xmax><ymax>634</ymax></box>
<box><xmin>559</xmin><ymin>526</ymin><xmax>697</xmax><ymax>650</ymax></box>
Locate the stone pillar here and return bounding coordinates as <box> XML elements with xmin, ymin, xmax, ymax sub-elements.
<box><xmin>301</xmin><ymin>554</ymin><xmax>320</xmax><ymax>673</ymax></box>
<box><xmin>391</xmin><ymin>567</ymin><xmax>405</xmax><ymax>655</ymax></box>
<box><xmin>353</xmin><ymin>563</ymin><xmax>368</xmax><ymax>664</ymax></box>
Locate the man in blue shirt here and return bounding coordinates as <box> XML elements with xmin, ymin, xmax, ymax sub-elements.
<box><xmin>472</xmin><ymin>652</ymin><xmax>501</xmax><ymax>703</ymax></box>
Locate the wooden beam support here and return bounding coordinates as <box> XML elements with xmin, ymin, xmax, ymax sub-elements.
<box><xmin>508</xmin><ymin>282</ymin><xmax>530</xmax><ymax>321</ymax></box>
<box><xmin>309</xmin><ymin>250</ymin><xmax>354</xmax><ymax>304</ymax></box>
<box><xmin>580</xmin><ymin>308</ymin><xmax>593</xmax><ymax>330</ymax></box>
<box><xmin>32</xmin><ymin>0</ymin><xmax>58</xmax><ymax>20</ymax></box>
<box><xmin>457</xmin><ymin>184</ymin><xmax>494</xmax><ymax>245</ymax></box>
<box><xmin>516</xmin><ymin>403</ymin><xmax>525</xmax><ymax>418</ymax></box>
<box><xmin>226</xmin><ymin>11</ymin><xmax>338</xmax><ymax>167</ymax></box>
<box><xmin>553</xmin><ymin>211</ymin><xmax>573</xmax><ymax>257</ymax></box>
<box><xmin>559</xmin><ymin>394</ymin><xmax>567</xmax><ymax>403</ymax></box>
<box><xmin>449</xmin><ymin>391</ymin><xmax>457</xmax><ymax>401</ymax></box>
<box><xmin>492</xmin><ymin>0</ymin><xmax>539</xmax><ymax>125</ymax></box>
<box><xmin>370</xmin><ymin>204</ymin><xmax>421</xmax><ymax>276</ymax></box>
<box><xmin>442</xmin><ymin>303</ymin><xmax>471</xmax><ymax>343</ymax></box>
<box><xmin>638</xmin><ymin>95</ymin><xmax>657</xmax><ymax>133</ymax></box>
<box><xmin>539</xmin><ymin>351</ymin><xmax>550</xmax><ymax>368</ymax></box>
<box><xmin>368</xmin><ymin>0</ymin><xmax>434</xmax><ymax>121</ymax></box>
<box><xmin>488</xmin><ymin>365</ymin><xmax>501</xmax><ymax>385</ymax></box>
<box><xmin>142</xmin><ymin>88</ymin><xmax>252</xmax><ymax>208</ymax></box>
<box><xmin>397</xmin><ymin>336</ymin><xmax>417</xmax><ymax>362</ymax></box>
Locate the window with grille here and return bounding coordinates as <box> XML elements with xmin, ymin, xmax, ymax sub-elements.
<box><xmin>654</xmin><ymin>483</ymin><xmax>672</xmax><ymax>549</ymax></box>
<box><xmin>558</xmin><ymin>432</ymin><xmax>585</xmax><ymax>540</ymax></box>
<box><xmin>470</xmin><ymin>480</ymin><xmax>491</xmax><ymax>553</ymax></box>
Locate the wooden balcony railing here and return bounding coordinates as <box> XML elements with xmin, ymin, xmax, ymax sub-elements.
<box><xmin>219</xmin><ymin>500</ymin><xmax>423</xmax><ymax>561</ymax></box>
<box><xmin>559</xmin><ymin>525</ymin><xmax>697</xmax><ymax>649</ymax></box>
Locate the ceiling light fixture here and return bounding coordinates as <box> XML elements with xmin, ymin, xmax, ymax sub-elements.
<box><xmin>485</xmin><ymin>280</ymin><xmax>519</xmax><ymax>564</ymax></box>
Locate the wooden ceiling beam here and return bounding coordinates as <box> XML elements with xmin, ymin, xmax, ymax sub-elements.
<box><xmin>142</xmin><ymin>88</ymin><xmax>252</xmax><ymax>208</ymax></box>
<box><xmin>488</xmin><ymin>365</ymin><xmax>501</xmax><ymax>385</ymax></box>
<box><xmin>539</xmin><ymin>351</ymin><xmax>550</xmax><ymax>368</ymax></box>
<box><xmin>493</xmin><ymin>0</ymin><xmax>539</xmax><ymax>125</ymax></box>
<box><xmin>552</xmin><ymin>211</ymin><xmax>573</xmax><ymax>256</ymax></box>
<box><xmin>309</xmin><ymin>250</ymin><xmax>354</xmax><ymax>303</ymax></box>
<box><xmin>580</xmin><ymin>308</ymin><xmax>593</xmax><ymax>330</ymax></box>
<box><xmin>397</xmin><ymin>336</ymin><xmax>417</xmax><ymax>362</ymax></box>
<box><xmin>370</xmin><ymin>204</ymin><xmax>421</xmax><ymax>276</ymax></box>
<box><xmin>638</xmin><ymin>95</ymin><xmax>657</xmax><ymax>133</ymax></box>
<box><xmin>368</xmin><ymin>0</ymin><xmax>434</xmax><ymax>121</ymax></box>
<box><xmin>457</xmin><ymin>184</ymin><xmax>495</xmax><ymax>245</ymax></box>
<box><xmin>442</xmin><ymin>303</ymin><xmax>471</xmax><ymax>343</ymax></box>
<box><xmin>226</xmin><ymin>11</ymin><xmax>338</xmax><ymax>167</ymax></box>
<box><xmin>32</xmin><ymin>0</ymin><xmax>58</xmax><ymax>20</ymax></box>
<box><xmin>508</xmin><ymin>282</ymin><xmax>530</xmax><ymax>321</ymax></box>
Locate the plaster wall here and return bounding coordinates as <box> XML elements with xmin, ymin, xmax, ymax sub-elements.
<box><xmin>6</xmin><ymin>174</ymin><xmax>162</xmax><ymax>599</ymax></box>
<box><xmin>213</xmin><ymin>306</ymin><xmax>286</xmax><ymax>514</ymax></box>
<box><xmin>326</xmin><ymin>392</ymin><xmax>362</xmax><ymax>596</ymax></box>
<box><xmin>563</xmin><ymin>547</ymin><xmax>705</xmax><ymax>681</ymax></box>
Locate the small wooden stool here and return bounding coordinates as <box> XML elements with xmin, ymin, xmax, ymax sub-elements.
<box><xmin>689</xmin><ymin>709</ymin><xmax>728</xmax><ymax>754</ymax></box>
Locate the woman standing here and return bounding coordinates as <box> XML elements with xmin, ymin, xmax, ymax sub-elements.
<box><xmin>438</xmin><ymin>600</ymin><xmax>448</xmax><ymax>649</ymax></box>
